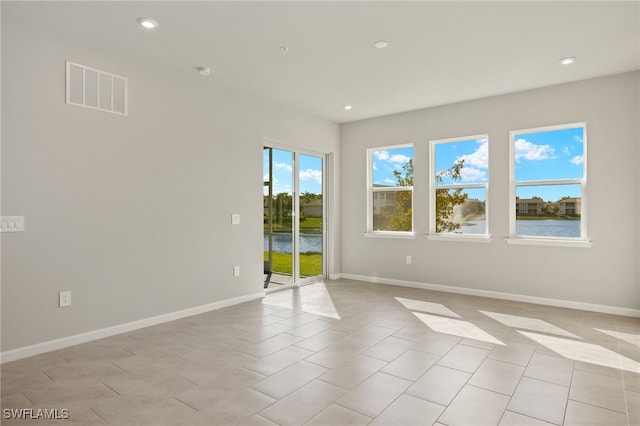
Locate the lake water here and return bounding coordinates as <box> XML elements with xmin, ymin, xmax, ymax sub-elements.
<box><xmin>456</xmin><ymin>219</ymin><xmax>580</xmax><ymax>238</ymax></box>
<box><xmin>264</xmin><ymin>233</ymin><xmax>323</xmax><ymax>253</ymax></box>
<box><xmin>266</xmin><ymin>220</ymin><xmax>580</xmax><ymax>252</ymax></box>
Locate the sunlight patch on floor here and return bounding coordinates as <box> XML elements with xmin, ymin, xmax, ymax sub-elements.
<box><xmin>480</xmin><ymin>310</ymin><xmax>581</xmax><ymax>339</ymax></box>
<box><xmin>595</xmin><ymin>328</ymin><xmax>640</xmax><ymax>348</ymax></box>
<box><xmin>262</xmin><ymin>282</ymin><xmax>341</xmax><ymax>320</ymax></box>
<box><xmin>413</xmin><ymin>312</ymin><xmax>505</xmax><ymax>346</ymax></box>
<box><xmin>395</xmin><ymin>297</ymin><xmax>462</xmax><ymax>318</ymax></box>
<box><xmin>519</xmin><ymin>330</ymin><xmax>640</xmax><ymax>373</ymax></box>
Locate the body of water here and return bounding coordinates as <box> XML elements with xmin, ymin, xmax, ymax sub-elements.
<box><xmin>264</xmin><ymin>233</ymin><xmax>323</xmax><ymax>253</ymax></box>
<box><xmin>515</xmin><ymin>219</ymin><xmax>581</xmax><ymax>238</ymax></box>
<box><xmin>454</xmin><ymin>219</ymin><xmax>580</xmax><ymax>238</ymax></box>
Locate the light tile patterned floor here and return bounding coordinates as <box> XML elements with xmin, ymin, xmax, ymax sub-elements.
<box><xmin>2</xmin><ymin>279</ymin><xmax>639</xmax><ymax>425</ymax></box>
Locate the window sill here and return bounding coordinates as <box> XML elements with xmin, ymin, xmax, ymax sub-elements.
<box><xmin>505</xmin><ymin>237</ymin><xmax>592</xmax><ymax>248</ymax></box>
<box><xmin>363</xmin><ymin>232</ymin><xmax>416</xmax><ymax>240</ymax></box>
<box><xmin>425</xmin><ymin>234</ymin><xmax>492</xmax><ymax>243</ymax></box>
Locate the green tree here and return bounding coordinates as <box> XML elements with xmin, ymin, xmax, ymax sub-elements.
<box><xmin>544</xmin><ymin>202</ymin><xmax>559</xmax><ymax>216</ymax></box>
<box><xmin>383</xmin><ymin>160</ymin><xmax>413</xmax><ymax>231</ymax></box>
<box><xmin>435</xmin><ymin>159</ymin><xmax>468</xmax><ymax>233</ymax></box>
<box><xmin>383</xmin><ymin>158</ymin><xmax>468</xmax><ymax>233</ymax></box>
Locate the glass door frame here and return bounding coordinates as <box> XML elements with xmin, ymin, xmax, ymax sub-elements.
<box><xmin>264</xmin><ymin>139</ymin><xmax>327</xmax><ymax>290</ymax></box>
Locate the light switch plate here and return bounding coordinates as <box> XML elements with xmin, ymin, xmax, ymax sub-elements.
<box><xmin>1</xmin><ymin>216</ymin><xmax>25</xmax><ymax>232</ymax></box>
<box><xmin>231</xmin><ymin>214</ymin><xmax>240</xmax><ymax>225</ymax></box>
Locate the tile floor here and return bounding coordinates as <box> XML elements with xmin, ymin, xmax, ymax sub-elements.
<box><xmin>1</xmin><ymin>279</ymin><xmax>639</xmax><ymax>425</ymax></box>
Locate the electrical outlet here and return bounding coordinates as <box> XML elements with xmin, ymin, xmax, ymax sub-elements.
<box><xmin>233</xmin><ymin>266</ymin><xmax>240</xmax><ymax>277</ymax></box>
<box><xmin>406</xmin><ymin>255</ymin><xmax>412</xmax><ymax>265</ymax></box>
<box><xmin>59</xmin><ymin>291</ymin><xmax>71</xmax><ymax>307</ymax></box>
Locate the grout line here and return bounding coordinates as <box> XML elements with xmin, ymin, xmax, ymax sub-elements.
<box><xmin>89</xmin><ymin>407</ymin><xmax>109</xmax><ymax>424</ymax></box>
<box><xmin>172</xmin><ymin>396</ymin><xmax>199</xmax><ymax>413</ymax></box>
<box><xmin>101</xmin><ymin>382</ymin><xmax>121</xmax><ymax>396</ymax></box>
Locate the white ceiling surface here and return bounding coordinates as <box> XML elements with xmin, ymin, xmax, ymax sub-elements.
<box><xmin>4</xmin><ymin>1</ymin><xmax>640</xmax><ymax>123</ymax></box>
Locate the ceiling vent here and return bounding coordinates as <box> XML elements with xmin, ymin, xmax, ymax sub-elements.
<box><xmin>65</xmin><ymin>61</ymin><xmax>127</xmax><ymax>115</ymax></box>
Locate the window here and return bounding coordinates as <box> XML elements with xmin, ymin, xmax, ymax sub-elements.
<box><xmin>367</xmin><ymin>145</ymin><xmax>414</xmax><ymax>235</ymax></box>
<box><xmin>509</xmin><ymin>123</ymin><xmax>587</xmax><ymax>244</ymax></box>
<box><xmin>429</xmin><ymin>135</ymin><xmax>489</xmax><ymax>238</ymax></box>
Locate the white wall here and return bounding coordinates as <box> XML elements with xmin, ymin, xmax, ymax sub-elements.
<box><xmin>1</xmin><ymin>13</ymin><xmax>339</xmax><ymax>354</ymax></box>
<box><xmin>340</xmin><ymin>72</ymin><xmax>640</xmax><ymax>312</ymax></box>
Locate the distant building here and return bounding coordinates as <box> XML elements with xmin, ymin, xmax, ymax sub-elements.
<box><xmin>372</xmin><ymin>184</ymin><xmax>397</xmax><ymax>215</ymax></box>
<box><xmin>558</xmin><ymin>198</ymin><xmax>581</xmax><ymax>216</ymax></box>
<box><xmin>300</xmin><ymin>199</ymin><xmax>323</xmax><ymax>217</ymax></box>
<box><xmin>516</xmin><ymin>198</ymin><xmax>545</xmax><ymax>215</ymax></box>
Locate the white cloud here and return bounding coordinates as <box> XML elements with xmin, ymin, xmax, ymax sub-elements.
<box><xmin>460</xmin><ymin>167</ymin><xmax>487</xmax><ymax>182</ymax></box>
<box><xmin>562</xmin><ymin>146</ymin><xmax>571</xmax><ymax>155</ymax></box>
<box><xmin>573</xmin><ymin>135</ymin><xmax>584</xmax><ymax>143</ymax></box>
<box><xmin>514</xmin><ymin>138</ymin><xmax>554</xmax><ymax>161</ymax></box>
<box><xmin>274</xmin><ymin>162</ymin><xmax>292</xmax><ymax>172</ymax></box>
<box><xmin>300</xmin><ymin>168</ymin><xmax>322</xmax><ymax>184</ymax></box>
<box><xmin>375</xmin><ymin>150</ymin><xmax>411</xmax><ymax>164</ymax></box>
<box><xmin>570</xmin><ymin>155</ymin><xmax>584</xmax><ymax>165</ymax></box>
<box><xmin>383</xmin><ymin>178</ymin><xmax>397</xmax><ymax>185</ymax></box>
<box><xmin>457</xmin><ymin>139</ymin><xmax>488</xmax><ymax>169</ymax></box>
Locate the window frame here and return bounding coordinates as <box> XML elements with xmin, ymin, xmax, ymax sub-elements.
<box><xmin>365</xmin><ymin>144</ymin><xmax>415</xmax><ymax>238</ymax></box>
<box><xmin>427</xmin><ymin>134</ymin><xmax>491</xmax><ymax>242</ymax></box>
<box><xmin>507</xmin><ymin>122</ymin><xmax>590</xmax><ymax>248</ymax></box>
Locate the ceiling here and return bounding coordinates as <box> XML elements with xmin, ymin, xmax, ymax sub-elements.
<box><xmin>4</xmin><ymin>1</ymin><xmax>640</xmax><ymax>123</ymax></box>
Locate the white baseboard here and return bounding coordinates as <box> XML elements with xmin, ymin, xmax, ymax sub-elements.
<box><xmin>328</xmin><ymin>273</ymin><xmax>343</xmax><ymax>280</ymax></box>
<box><xmin>340</xmin><ymin>273</ymin><xmax>640</xmax><ymax>318</ymax></box>
<box><xmin>0</xmin><ymin>292</ymin><xmax>265</xmax><ymax>364</ymax></box>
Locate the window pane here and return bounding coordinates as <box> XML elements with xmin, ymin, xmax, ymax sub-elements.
<box><xmin>372</xmin><ymin>147</ymin><xmax>413</xmax><ymax>187</ymax></box>
<box><xmin>373</xmin><ymin>190</ymin><xmax>412</xmax><ymax>231</ymax></box>
<box><xmin>514</xmin><ymin>126</ymin><xmax>584</xmax><ymax>181</ymax></box>
<box><xmin>436</xmin><ymin>187</ymin><xmax>486</xmax><ymax>234</ymax></box>
<box><xmin>515</xmin><ymin>184</ymin><xmax>581</xmax><ymax>238</ymax></box>
<box><xmin>435</xmin><ymin>137</ymin><xmax>488</xmax><ymax>186</ymax></box>
<box><xmin>264</xmin><ymin>148</ymin><xmax>295</xmax><ymax>285</ymax></box>
<box><xmin>299</xmin><ymin>154</ymin><xmax>323</xmax><ymax>278</ymax></box>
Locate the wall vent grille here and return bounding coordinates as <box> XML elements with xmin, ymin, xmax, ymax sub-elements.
<box><xmin>65</xmin><ymin>61</ymin><xmax>127</xmax><ymax>115</ymax></box>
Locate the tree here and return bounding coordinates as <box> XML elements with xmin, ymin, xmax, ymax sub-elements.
<box><xmin>383</xmin><ymin>158</ymin><xmax>468</xmax><ymax>233</ymax></box>
<box><xmin>382</xmin><ymin>160</ymin><xmax>413</xmax><ymax>231</ymax></box>
<box><xmin>435</xmin><ymin>159</ymin><xmax>468</xmax><ymax>233</ymax></box>
<box><xmin>544</xmin><ymin>202</ymin><xmax>559</xmax><ymax>216</ymax></box>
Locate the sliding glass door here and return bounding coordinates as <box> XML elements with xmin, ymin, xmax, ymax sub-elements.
<box><xmin>263</xmin><ymin>146</ymin><xmax>325</xmax><ymax>287</ymax></box>
<box><xmin>298</xmin><ymin>153</ymin><xmax>324</xmax><ymax>282</ymax></box>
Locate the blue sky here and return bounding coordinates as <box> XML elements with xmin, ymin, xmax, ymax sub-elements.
<box><xmin>370</xmin><ymin>127</ymin><xmax>583</xmax><ymax>203</ymax></box>
<box><xmin>372</xmin><ymin>146</ymin><xmax>414</xmax><ymax>186</ymax></box>
<box><xmin>435</xmin><ymin>137</ymin><xmax>488</xmax><ymax>185</ymax></box>
<box><xmin>513</xmin><ymin>126</ymin><xmax>584</xmax><ymax>201</ymax></box>
<box><xmin>263</xmin><ymin>149</ymin><xmax>323</xmax><ymax>195</ymax></box>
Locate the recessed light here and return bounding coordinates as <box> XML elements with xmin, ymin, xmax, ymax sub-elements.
<box><xmin>137</xmin><ymin>17</ymin><xmax>159</xmax><ymax>29</ymax></box>
<box><xmin>559</xmin><ymin>56</ymin><xmax>576</xmax><ymax>65</ymax></box>
<box><xmin>196</xmin><ymin>67</ymin><xmax>211</xmax><ymax>76</ymax></box>
<box><xmin>280</xmin><ymin>46</ymin><xmax>289</xmax><ymax>54</ymax></box>
<box><xmin>343</xmin><ymin>105</ymin><xmax>353</xmax><ymax>111</ymax></box>
<box><xmin>374</xmin><ymin>41</ymin><xmax>389</xmax><ymax>49</ymax></box>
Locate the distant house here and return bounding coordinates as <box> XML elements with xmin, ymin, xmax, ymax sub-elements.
<box><xmin>558</xmin><ymin>198</ymin><xmax>581</xmax><ymax>216</ymax></box>
<box><xmin>516</xmin><ymin>198</ymin><xmax>545</xmax><ymax>215</ymax></box>
<box><xmin>300</xmin><ymin>199</ymin><xmax>323</xmax><ymax>217</ymax></box>
<box><xmin>372</xmin><ymin>184</ymin><xmax>397</xmax><ymax>215</ymax></box>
